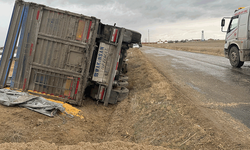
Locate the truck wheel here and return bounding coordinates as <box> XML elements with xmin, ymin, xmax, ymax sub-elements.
<box><xmin>123</xmin><ymin>29</ymin><xmax>141</xmax><ymax>44</ymax></box>
<box><xmin>130</xmin><ymin>30</ymin><xmax>141</xmax><ymax>43</ymax></box>
<box><xmin>229</xmin><ymin>46</ymin><xmax>244</xmax><ymax>68</ymax></box>
<box><xmin>109</xmin><ymin>87</ymin><xmax>129</xmax><ymax>104</ymax></box>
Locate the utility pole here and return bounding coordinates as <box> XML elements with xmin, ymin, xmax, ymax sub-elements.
<box><xmin>148</xmin><ymin>29</ymin><xmax>150</xmax><ymax>43</ymax></box>
<box><xmin>201</xmin><ymin>30</ymin><xmax>204</xmax><ymax>41</ymax></box>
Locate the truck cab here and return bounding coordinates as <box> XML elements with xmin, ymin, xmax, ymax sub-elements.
<box><xmin>221</xmin><ymin>7</ymin><xmax>250</xmax><ymax>68</ymax></box>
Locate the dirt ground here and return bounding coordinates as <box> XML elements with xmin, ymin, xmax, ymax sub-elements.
<box><xmin>0</xmin><ymin>45</ymin><xmax>249</xmax><ymax>149</ymax></box>
<box><xmin>144</xmin><ymin>40</ymin><xmax>225</xmax><ymax>57</ymax></box>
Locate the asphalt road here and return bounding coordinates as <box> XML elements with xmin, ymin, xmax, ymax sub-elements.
<box><xmin>140</xmin><ymin>46</ymin><xmax>250</xmax><ymax>128</ymax></box>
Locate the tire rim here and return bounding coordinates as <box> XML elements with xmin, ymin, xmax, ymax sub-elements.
<box><xmin>231</xmin><ymin>51</ymin><xmax>237</xmax><ymax>63</ymax></box>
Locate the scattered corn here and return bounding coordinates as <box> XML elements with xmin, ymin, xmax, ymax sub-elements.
<box><xmin>28</xmin><ymin>90</ymin><xmax>84</xmax><ymax>119</ymax></box>
<box><xmin>4</xmin><ymin>88</ymin><xmax>84</xmax><ymax>119</ymax></box>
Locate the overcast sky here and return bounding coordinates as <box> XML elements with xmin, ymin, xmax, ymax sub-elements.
<box><xmin>0</xmin><ymin>0</ymin><xmax>249</xmax><ymax>45</ymax></box>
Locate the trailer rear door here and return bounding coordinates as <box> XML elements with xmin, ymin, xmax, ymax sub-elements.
<box><xmin>0</xmin><ymin>1</ymin><xmax>99</xmax><ymax>105</ymax></box>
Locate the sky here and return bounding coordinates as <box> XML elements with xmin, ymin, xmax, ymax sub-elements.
<box><xmin>0</xmin><ymin>0</ymin><xmax>249</xmax><ymax>45</ymax></box>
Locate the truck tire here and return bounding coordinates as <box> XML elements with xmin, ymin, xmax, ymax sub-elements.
<box><xmin>118</xmin><ymin>81</ymin><xmax>128</xmax><ymax>87</ymax></box>
<box><xmin>122</xmin><ymin>63</ymin><xmax>128</xmax><ymax>74</ymax></box>
<box><xmin>130</xmin><ymin>30</ymin><xmax>141</xmax><ymax>43</ymax></box>
<box><xmin>229</xmin><ymin>46</ymin><xmax>244</xmax><ymax>68</ymax></box>
<box><xmin>123</xmin><ymin>29</ymin><xmax>141</xmax><ymax>44</ymax></box>
<box><xmin>108</xmin><ymin>87</ymin><xmax>129</xmax><ymax>104</ymax></box>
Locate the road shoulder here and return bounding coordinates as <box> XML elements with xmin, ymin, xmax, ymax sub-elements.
<box><xmin>131</xmin><ymin>47</ymin><xmax>250</xmax><ymax>149</ymax></box>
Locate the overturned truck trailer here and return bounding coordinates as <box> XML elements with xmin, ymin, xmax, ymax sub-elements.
<box><xmin>0</xmin><ymin>0</ymin><xmax>141</xmax><ymax>106</ymax></box>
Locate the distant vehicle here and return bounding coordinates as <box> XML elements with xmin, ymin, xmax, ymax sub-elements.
<box><xmin>221</xmin><ymin>7</ymin><xmax>250</xmax><ymax>68</ymax></box>
<box><xmin>133</xmin><ymin>44</ymin><xmax>140</xmax><ymax>48</ymax></box>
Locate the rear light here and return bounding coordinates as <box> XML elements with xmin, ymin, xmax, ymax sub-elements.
<box><xmin>111</xmin><ymin>29</ymin><xmax>118</xmax><ymax>42</ymax></box>
<box><xmin>99</xmin><ymin>86</ymin><xmax>106</xmax><ymax>100</ymax></box>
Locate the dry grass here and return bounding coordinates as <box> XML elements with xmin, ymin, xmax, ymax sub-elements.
<box><xmin>4</xmin><ymin>130</ymin><xmax>27</xmax><ymax>143</ymax></box>
<box><xmin>144</xmin><ymin>40</ymin><xmax>225</xmax><ymax>57</ymax></box>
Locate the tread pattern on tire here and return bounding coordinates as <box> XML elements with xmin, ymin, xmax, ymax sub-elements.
<box><xmin>229</xmin><ymin>46</ymin><xmax>244</xmax><ymax>68</ymax></box>
<box><xmin>123</xmin><ymin>29</ymin><xmax>141</xmax><ymax>44</ymax></box>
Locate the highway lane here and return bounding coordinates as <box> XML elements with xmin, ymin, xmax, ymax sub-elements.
<box><xmin>140</xmin><ymin>46</ymin><xmax>250</xmax><ymax>128</ymax></box>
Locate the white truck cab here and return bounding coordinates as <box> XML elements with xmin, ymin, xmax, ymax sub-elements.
<box><xmin>221</xmin><ymin>7</ymin><xmax>250</xmax><ymax>68</ymax></box>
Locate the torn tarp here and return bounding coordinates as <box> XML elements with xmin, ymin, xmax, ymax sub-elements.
<box><xmin>0</xmin><ymin>89</ymin><xmax>65</xmax><ymax>117</ymax></box>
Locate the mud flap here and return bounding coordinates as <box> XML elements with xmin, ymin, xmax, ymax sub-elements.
<box><xmin>109</xmin><ymin>87</ymin><xmax>129</xmax><ymax>104</ymax></box>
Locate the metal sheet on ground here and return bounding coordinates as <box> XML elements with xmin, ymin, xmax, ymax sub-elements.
<box><xmin>0</xmin><ymin>89</ymin><xmax>65</xmax><ymax>117</ymax></box>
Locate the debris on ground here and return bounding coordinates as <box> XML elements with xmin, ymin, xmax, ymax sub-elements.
<box><xmin>0</xmin><ymin>89</ymin><xmax>84</xmax><ymax>118</ymax></box>
<box><xmin>0</xmin><ymin>89</ymin><xmax>64</xmax><ymax>117</ymax></box>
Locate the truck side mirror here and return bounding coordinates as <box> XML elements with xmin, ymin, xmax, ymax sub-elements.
<box><xmin>221</xmin><ymin>18</ymin><xmax>225</xmax><ymax>27</ymax></box>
